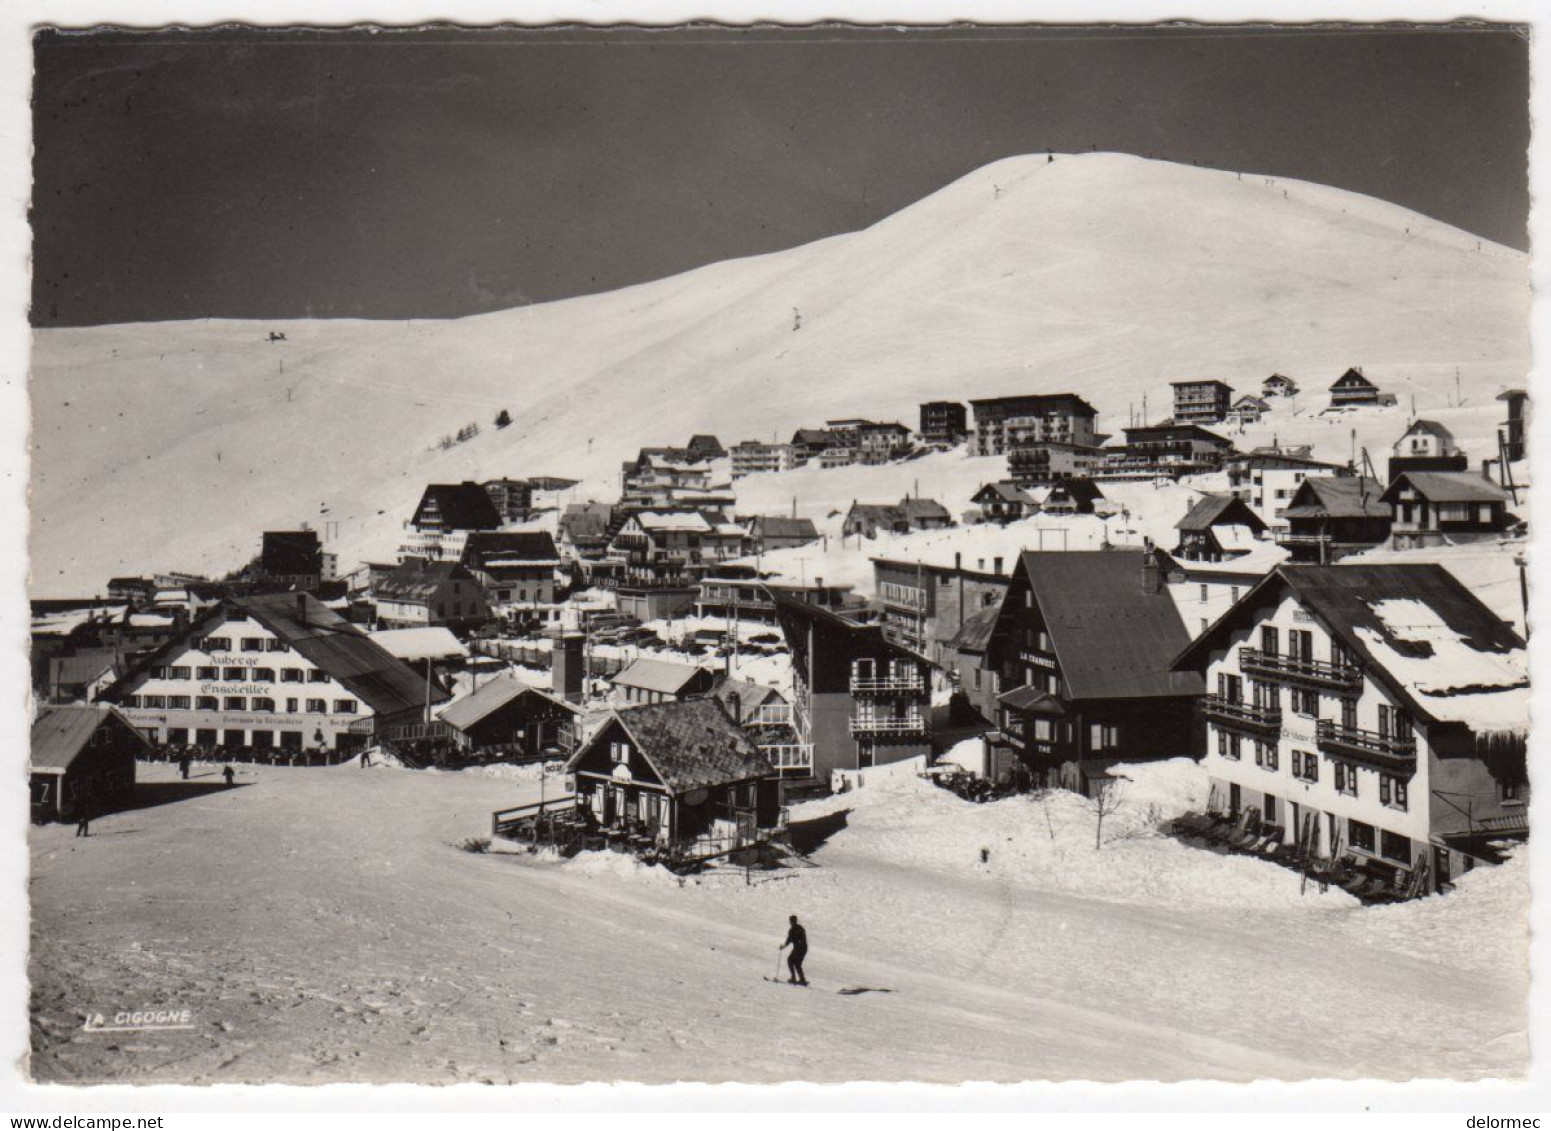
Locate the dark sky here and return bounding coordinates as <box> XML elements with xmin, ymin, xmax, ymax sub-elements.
<box><xmin>31</xmin><ymin>23</ymin><xmax>1530</xmax><ymax>326</ymax></box>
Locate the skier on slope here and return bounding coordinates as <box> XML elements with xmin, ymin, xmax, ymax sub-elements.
<box><xmin>779</xmin><ymin>914</ymin><xmax>809</xmax><ymax>986</ymax></box>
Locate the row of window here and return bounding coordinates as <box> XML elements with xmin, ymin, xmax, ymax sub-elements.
<box><xmin>151</xmin><ymin>665</ymin><xmax>331</xmax><ymax>684</ymax></box>
<box><xmin>1216</xmin><ymin>672</ymin><xmax>1415</xmax><ymax>737</ymax></box>
<box><xmin>200</xmin><ymin>636</ymin><xmax>288</xmax><ymax>654</ymax></box>
<box><xmin>125</xmin><ymin>695</ymin><xmax>356</xmax><ymax>714</ymax></box>
<box><xmin>1221</xmin><ymin>730</ymin><xmax>1410</xmax><ymax>810</ymax></box>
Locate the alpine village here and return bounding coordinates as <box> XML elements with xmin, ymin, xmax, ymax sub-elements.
<box><xmin>32</xmin><ymin>370</ymin><xmax>1531</xmax><ymax>913</ymax></box>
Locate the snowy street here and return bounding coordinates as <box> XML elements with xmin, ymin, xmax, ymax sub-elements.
<box><xmin>28</xmin><ymin>760</ymin><xmax>1525</xmax><ymax>1084</ymax></box>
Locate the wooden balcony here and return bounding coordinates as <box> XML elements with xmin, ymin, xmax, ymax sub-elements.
<box><xmin>759</xmin><ymin>742</ymin><xmax>813</xmax><ymax>773</ymax></box>
<box><xmin>1239</xmin><ymin>648</ymin><xmax>1362</xmax><ymax>693</ymax></box>
<box><xmin>851</xmin><ymin>675</ymin><xmax>926</xmax><ymax>695</ymax></box>
<box><xmin>1202</xmin><ymin>694</ymin><xmax>1282</xmax><ymax>736</ymax></box>
<box><xmin>1316</xmin><ymin>720</ymin><xmax>1417</xmax><ymax>771</ymax></box>
<box><xmin>850</xmin><ymin>714</ymin><xmax>927</xmax><ymax>736</ymax></box>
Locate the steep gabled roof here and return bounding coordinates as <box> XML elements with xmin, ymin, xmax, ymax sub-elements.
<box><xmin>31</xmin><ymin>705</ymin><xmax>150</xmax><ymax>772</ymax></box>
<box><xmin>1172</xmin><ymin>564</ymin><xmax>1525</xmax><ymax>729</ymax></box>
<box><xmin>438</xmin><ymin>671</ymin><xmax>580</xmax><ymax>732</ymax></box>
<box><xmin>847</xmin><ymin>503</ymin><xmax>906</xmax><ymax>526</ymax></box>
<box><xmin>1381</xmin><ymin>471</ymin><xmax>1508</xmax><ymax>505</ymax></box>
<box><xmin>899</xmin><ymin>497</ymin><xmax>951</xmax><ymax>522</ymax></box>
<box><xmin>568</xmin><ymin>699</ymin><xmax>774</xmax><ymax>792</ymax></box>
<box><xmin>236</xmin><ymin>592</ymin><xmax>450</xmax><ymax>715</ymax></box>
<box><xmin>1014</xmin><ymin>552</ymin><xmax>1203</xmax><ymax>700</ymax></box>
<box><xmin>973</xmin><ymin>482</ymin><xmax>1034</xmax><ymax>506</ymax></box>
<box><xmin>1330</xmin><ymin>367</ymin><xmax>1378</xmax><ymax>390</ymax></box>
<box><xmin>412</xmin><ymin>483</ymin><xmax>503</xmax><ymax>531</ymax></box>
<box><xmin>1282</xmin><ymin>476</ymin><xmax>1389</xmax><ymax>520</ymax></box>
<box><xmin>1176</xmin><ymin>494</ymin><xmax>1267</xmax><ymax>534</ymax></box>
<box><xmin>1401</xmin><ymin>418</ymin><xmax>1454</xmax><ymax>444</ymax></box>
<box><xmin>611</xmin><ymin>657</ymin><xmax>710</xmax><ymax>695</ymax></box>
<box><xmin>1045</xmin><ymin>479</ymin><xmax>1105</xmax><ymax>506</ymax></box>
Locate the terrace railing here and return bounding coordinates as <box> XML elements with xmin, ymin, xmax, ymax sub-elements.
<box><xmin>1240</xmin><ymin>648</ymin><xmax>1362</xmax><ymax>693</ymax></box>
<box><xmin>1316</xmin><ymin>720</ymin><xmax>1417</xmax><ymax>769</ymax></box>
<box><xmin>1202</xmin><ymin>694</ymin><xmax>1282</xmax><ymax>735</ymax></box>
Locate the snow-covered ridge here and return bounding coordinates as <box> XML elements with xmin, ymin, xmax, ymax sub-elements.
<box><xmin>30</xmin><ymin>152</ymin><xmax>1529</xmax><ymax>596</ymax></box>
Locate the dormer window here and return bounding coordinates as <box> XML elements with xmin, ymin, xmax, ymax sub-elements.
<box><xmin>610</xmin><ymin>740</ymin><xmax>629</xmax><ymax>764</ymax></box>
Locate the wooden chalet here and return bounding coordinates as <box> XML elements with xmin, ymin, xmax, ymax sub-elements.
<box><xmin>610</xmin><ymin>658</ymin><xmax>716</xmax><ymax>705</ymax></box>
<box><xmin>982</xmin><ymin>551</ymin><xmax>1203</xmax><ymax>791</ymax></box>
<box><xmin>31</xmin><ymin>705</ymin><xmax>148</xmax><ymax>821</ymax></box>
<box><xmin>1382</xmin><ymin>472</ymin><xmax>1513</xmax><ymax>549</ymax></box>
<box><xmin>1040</xmin><ymin>478</ymin><xmax>1104</xmax><ymax>515</ymax></box>
<box><xmin>1173</xmin><ymin>494</ymin><xmax>1267</xmax><ymax>563</ymax></box>
<box><xmin>436</xmin><ymin>672</ymin><xmax>581</xmax><ymax>758</ymax></box>
<box><xmin>1278</xmin><ymin>477</ymin><xmax>1392</xmax><ymax>562</ymax></box>
<box><xmin>971</xmin><ymin>482</ymin><xmax>1037</xmax><ymax>524</ymax></box>
<box><xmin>563</xmin><ymin>699</ymin><xmax>782</xmax><ymax>865</ymax></box>
<box><xmin>1328</xmin><ymin>367</ymin><xmax>1390</xmax><ymax>408</ymax></box>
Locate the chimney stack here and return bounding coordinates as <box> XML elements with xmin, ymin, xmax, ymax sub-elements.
<box><xmin>551</xmin><ymin>629</ymin><xmax>585</xmax><ymax>703</ymax></box>
<box><xmin>1140</xmin><ymin>544</ymin><xmax>1161</xmax><ymax>595</ymax></box>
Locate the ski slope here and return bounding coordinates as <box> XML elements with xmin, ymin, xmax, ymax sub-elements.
<box><xmin>27</xmin><ymin>759</ymin><xmax>1525</xmax><ymax>1084</ymax></box>
<box><xmin>29</xmin><ymin>152</ymin><xmax>1528</xmax><ymax>597</ymax></box>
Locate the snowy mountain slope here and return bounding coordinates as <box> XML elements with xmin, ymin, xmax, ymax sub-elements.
<box><xmin>29</xmin><ymin>152</ymin><xmax>1529</xmax><ymax>596</ymax></box>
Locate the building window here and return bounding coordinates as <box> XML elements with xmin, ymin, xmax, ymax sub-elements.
<box><xmin>306</xmin><ymin>698</ymin><xmax>327</xmax><ymax>713</ymax></box>
<box><xmin>1348</xmin><ymin>819</ymin><xmax>1376</xmax><ymax>853</ymax></box>
<box><xmin>1215</xmin><ymin>728</ymin><xmax>1241</xmax><ymax>761</ymax></box>
<box><xmin>150</xmin><ymin>666</ymin><xmax>169</xmax><ymax>679</ymax></box>
<box><xmin>266</xmin><ymin>639</ymin><xmax>288</xmax><ymax>652</ymax></box>
<box><xmin>281</xmin><ymin>669</ymin><xmax>304</xmax><ymax>683</ymax></box>
<box><xmin>1291</xmin><ymin>750</ymin><xmax>1318</xmax><ymax>783</ymax></box>
<box><xmin>253</xmin><ymin>668</ymin><xmax>275</xmax><ymax>683</ymax></box>
<box><xmin>197</xmin><ymin>666</ymin><xmax>218</xmax><ymax>680</ymax></box>
<box><xmin>1291</xmin><ymin>688</ymin><xmax>1319</xmax><ymax>717</ymax></box>
<box><xmin>308</xmin><ymin>670</ymin><xmax>329</xmax><ymax>683</ymax></box>
<box><xmin>1254</xmin><ymin>741</ymin><xmax>1277</xmax><ymax>770</ymax></box>
<box><xmin>286</xmin><ymin>698</ymin><xmax>299</xmax><ymax>713</ymax></box>
<box><xmin>167</xmin><ymin>695</ymin><xmax>191</xmax><ymax>710</ymax></box>
<box><xmin>196</xmin><ymin>696</ymin><xmax>218</xmax><ymax>711</ymax></box>
<box><xmin>1199</xmin><ymin>584</ymin><xmax>1208</xmax><ymax>602</ymax></box>
<box><xmin>1379</xmin><ymin>775</ymin><xmax>1409</xmax><ymax>811</ymax></box>
<box><xmin>1500</xmin><ymin>779</ymin><xmax>1525</xmax><ymax>804</ymax></box>
<box><xmin>169</xmin><ymin>666</ymin><xmax>191</xmax><ymax>680</ymax></box>
<box><xmin>610</xmin><ymin>740</ymin><xmax>629</xmax><ymax>764</ymax></box>
<box><xmin>241</xmin><ymin>638</ymin><xmax>264</xmax><ymax>653</ymax></box>
<box><xmin>142</xmin><ymin>694</ymin><xmax>167</xmax><ymax>709</ymax></box>
<box><xmin>1260</xmin><ymin>626</ymin><xmax>1279</xmax><ymax>655</ymax></box>
<box><xmin>1379</xmin><ymin>830</ymin><xmax>1412</xmax><ymax>865</ymax></box>
<box><xmin>1333</xmin><ymin>761</ymin><xmax>1358</xmax><ymax>797</ymax></box>
<box><xmin>204</xmin><ymin>636</ymin><xmax>232</xmax><ymax>652</ymax></box>
<box><xmin>224</xmin><ymin>696</ymin><xmax>247</xmax><ymax>711</ymax></box>
<box><xmin>333</xmin><ymin>699</ymin><xmax>357</xmax><ymax>714</ymax></box>
<box><xmin>251</xmin><ymin>697</ymin><xmax>275</xmax><ymax>713</ymax></box>
<box><xmin>223</xmin><ymin>667</ymin><xmax>246</xmax><ymax>681</ymax></box>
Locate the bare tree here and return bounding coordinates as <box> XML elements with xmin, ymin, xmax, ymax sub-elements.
<box><xmin>1089</xmin><ymin>779</ymin><xmax>1126</xmax><ymax>850</ymax></box>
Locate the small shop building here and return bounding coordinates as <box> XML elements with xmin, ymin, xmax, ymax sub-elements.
<box><xmin>30</xmin><ymin>705</ymin><xmax>148</xmax><ymax>821</ymax></box>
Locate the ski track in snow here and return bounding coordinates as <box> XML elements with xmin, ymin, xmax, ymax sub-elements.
<box><xmin>28</xmin><ymin>762</ymin><xmax>1525</xmax><ymax>1084</ymax></box>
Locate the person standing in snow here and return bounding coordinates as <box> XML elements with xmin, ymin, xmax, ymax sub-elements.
<box><xmin>74</xmin><ymin>806</ymin><xmax>91</xmax><ymax>838</ymax></box>
<box><xmin>780</xmin><ymin>915</ymin><xmax>808</xmax><ymax>985</ymax></box>
<box><xmin>178</xmin><ymin>753</ymin><xmax>191</xmax><ymax>781</ymax></box>
<box><xmin>222</xmin><ymin>764</ymin><xmax>235</xmax><ymax>787</ymax></box>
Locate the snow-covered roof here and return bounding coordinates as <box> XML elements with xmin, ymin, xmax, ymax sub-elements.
<box><xmin>369</xmin><ymin>626</ymin><xmax>470</xmax><ymax>662</ymax></box>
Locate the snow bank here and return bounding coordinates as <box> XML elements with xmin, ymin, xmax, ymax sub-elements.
<box><xmin>563</xmin><ymin>850</ymin><xmax>682</xmax><ymax>887</ymax></box>
<box><xmin>1338</xmin><ymin>848</ymin><xmax>1528</xmax><ymax>975</ymax></box>
<box><xmin>792</xmin><ymin>764</ymin><xmax>1354</xmax><ymax>912</ymax></box>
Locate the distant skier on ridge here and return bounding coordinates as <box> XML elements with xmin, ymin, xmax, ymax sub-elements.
<box><xmin>779</xmin><ymin>914</ymin><xmax>808</xmax><ymax>986</ymax></box>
